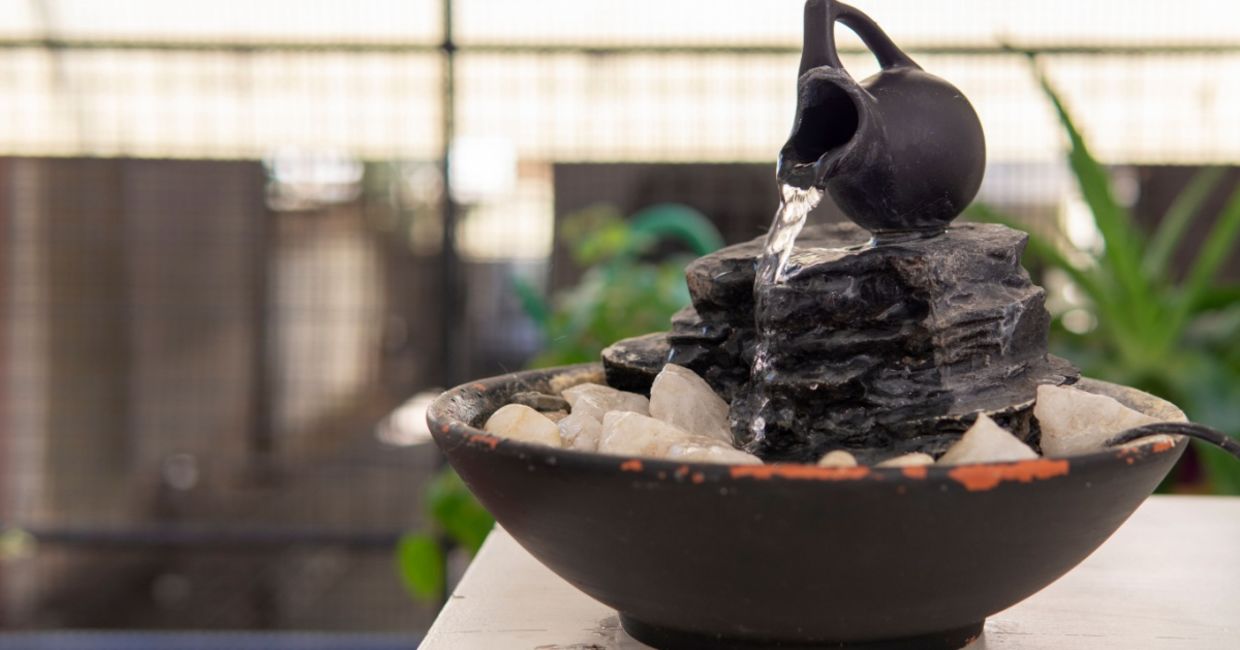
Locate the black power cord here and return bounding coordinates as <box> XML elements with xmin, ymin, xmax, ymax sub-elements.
<box><xmin>1106</xmin><ymin>422</ymin><xmax>1240</xmax><ymax>460</ymax></box>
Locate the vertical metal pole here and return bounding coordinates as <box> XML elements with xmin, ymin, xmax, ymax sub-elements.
<box><xmin>0</xmin><ymin>160</ymin><xmax>9</xmax><ymax>626</ymax></box>
<box><xmin>434</xmin><ymin>0</ymin><xmax>461</xmax><ymax>607</ymax></box>
<box><xmin>250</xmin><ymin>165</ymin><xmax>274</xmax><ymax>461</ymax></box>
<box><xmin>439</xmin><ymin>0</ymin><xmax>461</xmax><ymax>389</ymax></box>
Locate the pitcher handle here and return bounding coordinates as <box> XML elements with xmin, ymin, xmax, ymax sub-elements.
<box><xmin>799</xmin><ymin>0</ymin><xmax>918</xmax><ymax>77</ymax></box>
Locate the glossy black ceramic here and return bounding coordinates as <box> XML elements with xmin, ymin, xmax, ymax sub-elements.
<box><xmin>428</xmin><ymin>364</ymin><xmax>1187</xmax><ymax>649</ymax></box>
<box><xmin>779</xmin><ymin>0</ymin><xmax>986</xmax><ymax>235</ymax></box>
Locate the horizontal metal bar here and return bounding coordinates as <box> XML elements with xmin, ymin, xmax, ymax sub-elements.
<box><xmin>0</xmin><ymin>37</ymin><xmax>440</xmax><ymax>54</ymax></box>
<box><xmin>0</xmin><ymin>37</ymin><xmax>1238</xmax><ymax>56</ymax></box>
<box><xmin>460</xmin><ymin>42</ymin><xmax>1240</xmax><ymax>57</ymax></box>
<box><xmin>10</xmin><ymin>524</ymin><xmax>406</xmax><ymax>551</ymax></box>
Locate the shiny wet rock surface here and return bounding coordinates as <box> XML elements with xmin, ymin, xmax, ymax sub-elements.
<box><xmin>606</xmin><ymin>222</ymin><xmax>1079</xmax><ymax>461</ymax></box>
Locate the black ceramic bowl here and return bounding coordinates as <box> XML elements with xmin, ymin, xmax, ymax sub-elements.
<box><xmin>427</xmin><ymin>364</ymin><xmax>1188</xmax><ymax>650</ymax></box>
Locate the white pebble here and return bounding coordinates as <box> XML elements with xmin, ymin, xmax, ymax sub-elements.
<box><xmin>665</xmin><ymin>439</ymin><xmax>763</xmax><ymax>465</ymax></box>
<box><xmin>562</xmin><ymin>383</ymin><xmax>649</xmax><ymax>422</ymax></box>
<box><xmin>876</xmin><ymin>452</ymin><xmax>934</xmax><ymax>468</ymax></box>
<box><xmin>557</xmin><ymin>412</ymin><xmax>602</xmax><ymax>452</ymax></box>
<box><xmin>599</xmin><ymin>411</ymin><xmax>693</xmax><ymax>457</ymax></box>
<box><xmin>649</xmin><ymin>364</ymin><xmax>734</xmax><ymax>444</ymax></box>
<box><xmin>937</xmin><ymin>414</ymin><xmax>1038</xmax><ymax>466</ymax></box>
<box><xmin>1035</xmin><ymin>384</ymin><xmax>1166</xmax><ymax>457</ymax></box>
<box><xmin>483</xmin><ymin>404</ymin><xmax>562</xmax><ymax>447</ymax></box>
<box><xmin>817</xmin><ymin>450</ymin><xmax>858</xmax><ymax>467</ymax></box>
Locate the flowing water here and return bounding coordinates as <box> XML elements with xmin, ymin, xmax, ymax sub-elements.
<box><xmin>755</xmin><ymin>184</ymin><xmax>823</xmax><ymax>286</ymax></box>
<box><xmin>747</xmin><ymin>183</ymin><xmax>824</xmax><ymax>443</ymax></box>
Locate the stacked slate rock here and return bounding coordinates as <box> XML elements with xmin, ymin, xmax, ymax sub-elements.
<box><xmin>603</xmin><ymin>221</ymin><xmax>1078</xmax><ymax>463</ymax></box>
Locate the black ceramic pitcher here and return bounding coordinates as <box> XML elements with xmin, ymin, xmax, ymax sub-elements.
<box><xmin>779</xmin><ymin>0</ymin><xmax>986</xmax><ymax>236</ymax></box>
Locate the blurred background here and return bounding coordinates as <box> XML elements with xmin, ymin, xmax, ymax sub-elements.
<box><xmin>0</xmin><ymin>0</ymin><xmax>1237</xmax><ymax>646</ymax></box>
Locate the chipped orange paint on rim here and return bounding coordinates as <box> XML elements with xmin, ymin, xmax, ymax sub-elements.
<box><xmin>901</xmin><ymin>466</ymin><xmax>928</xmax><ymax>480</ymax></box>
<box><xmin>620</xmin><ymin>459</ymin><xmax>644</xmax><ymax>472</ymax></box>
<box><xmin>1116</xmin><ymin>436</ymin><xmax>1180</xmax><ymax>458</ymax></box>
<box><xmin>1150</xmin><ymin>439</ymin><xmax>1176</xmax><ymax>453</ymax></box>
<box><xmin>467</xmin><ymin>433</ymin><xmax>500</xmax><ymax>450</ymax></box>
<box><xmin>730</xmin><ymin>464</ymin><xmax>872</xmax><ymax>481</ymax></box>
<box><xmin>947</xmin><ymin>458</ymin><xmax>1070</xmax><ymax>492</ymax></box>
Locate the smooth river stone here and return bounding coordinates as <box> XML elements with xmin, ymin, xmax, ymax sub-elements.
<box><xmin>649</xmin><ymin>364</ymin><xmax>734</xmax><ymax>445</ymax></box>
<box><xmin>937</xmin><ymin>414</ymin><xmax>1038</xmax><ymax>466</ymax></box>
<box><xmin>1035</xmin><ymin>384</ymin><xmax>1168</xmax><ymax>457</ymax></box>
<box><xmin>665</xmin><ymin>439</ymin><xmax>763</xmax><ymax>465</ymax></box>
<box><xmin>665</xmin><ymin>306</ymin><xmax>755</xmax><ymax>402</ymax></box>
<box><xmin>817</xmin><ymin>450</ymin><xmax>859</xmax><ymax>468</ymax></box>
<box><xmin>562</xmin><ymin>383</ymin><xmax>649</xmax><ymax>423</ymax></box>
<box><xmin>599</xmin><ymin>411</ymin><xmax>693</xmax><ymax>457</ymax></box>
<box><xmin>875</xmin><ymin>453</ymin><xmax>935</xmax><ymax>468</ymax></box>
<box><xmin>557</xmin><ymin>412</ymin><xmax>602</xmax><ymax>452</ymax></box>
<box><xmin>484</xmin><ymin>404</ymin><xmax>562</xmax><ymax>448</ymax></box>
<box><xmin>599</xmin><ymin>412</ymin><xmax>758</xmax><ymax>464</ymax></box>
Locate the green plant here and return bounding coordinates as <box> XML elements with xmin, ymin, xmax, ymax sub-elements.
<box><xmin>515</xmin><ymin>203</ymin><xmax>724</xmax><ymax>367</ymax></box>
<box><xmin>396</xmin><ymin>468</ymin><xmax>495</xmax><ymax>602</ymax></box>
<box><xmin>397</xmin><ymin>202</ymin><xmax>723</xmax><ymax>602</ymax></box>
<box><xmin>969</xmin><ymin>59</ymin><xmax>1240</xmax><ymax>493</ymax></box>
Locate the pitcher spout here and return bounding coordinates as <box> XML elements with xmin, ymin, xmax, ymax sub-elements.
<box><xmin>777</xmin><ymin>66</ymin><xmax>873</xmax><ymax>190</ymax></box>
<box><xmin>775</xmin><ymin>0</ymin><xmax>985</xmax><ymax>236</ymax></box>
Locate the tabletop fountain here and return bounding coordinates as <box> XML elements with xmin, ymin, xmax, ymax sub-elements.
<box><xmin>605</xmin><ymin>0</ymin><xmax>1075</xmax><ymax>465</ymax></box>
<box><xmin>428</xmin><ymin>2</ymin><xmax>1239</xmax><ymax>648</ymax></box>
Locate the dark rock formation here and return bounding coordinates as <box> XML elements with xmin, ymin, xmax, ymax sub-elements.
<box><xmin>603</xmin><ymin>222</ymin><xmax>1077</xmax><ymax>462</ymax></box>
<box><xmin>602</xmin><ymin>332</ymin><xmax>670</xmax><ymax>394</ymax></box>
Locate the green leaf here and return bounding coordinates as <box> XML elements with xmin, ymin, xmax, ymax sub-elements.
<box><xmin>529</xmin><ymin>202</ymin><xmax>718</xmax><ymax>370</ymax></box>
<box><xmin>1033</xmin><ymin>63</ymin><xmax>1153</xmax><ymax>322</ymax></box>
<box><xmin>966</xmin><ymin>201</ymin><xmax>1158</xmax><ymax>370</ymax></box>
<box><xmin>427</xmin><ymin>469</ymin><xmax>494</xmax><ymax>554</ymax></box>
<box><xmin>1144</xmin><ymin>166</ymin><xmax>1226</xmax><ymax>279</ymax></box>
<box><xmin>1199</xmin><ymin>444</ymin><xmax>1240</xmax><ymax>495</ymax></box>
<box><xmin>511</xmin><ymin>275</ymin><xmax>550</xmax><ymax>329</ymax></box>
<box><xmin>576</xmin><ymin>221</ymin><xmax>632</xmax><ymax>265</ymax></box>
<box><xmin>395</xmin><ymin>533</ymin><xmax>445</xmax><ymax>601</ymax></box>
<box><xmin>965</xmin><ymin>204</ymin><xmax>1105</xmax><ymax>300</ymax></box>
<box><xmin>964</xmin><ymin>202</ymin><xmax>1143</xmax><ymax>348</ymax></box>
<box><xmin>1191</xmin><ymin>285</ymin><xmax>1240</xmax><ymax>313</ymax></box>
<box><xmin>627</xmin><ymin>204</ymin><xmax>725</xmax><ymax>256</ymax></box>
<box><xmin>1169</xmin><ymin>185</ymin><xmax>1240</xmax><ymax>333</ymax></box>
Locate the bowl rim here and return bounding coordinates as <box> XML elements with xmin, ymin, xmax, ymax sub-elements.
<box><xmin>426</xmin><ymin>363</ymin><xmax>1188</xmax><ymax>492</ymax></box>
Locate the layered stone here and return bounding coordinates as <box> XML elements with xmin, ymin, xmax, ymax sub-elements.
<box><xmin>603</xmin><ymin>222</ymin><xmax>1078</xmax><ymax>462</ymax></box>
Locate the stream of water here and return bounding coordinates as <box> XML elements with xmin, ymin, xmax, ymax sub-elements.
<box><xmin>755</xmin><ymin>184</ymin><xmax>823</xmax><ymax>286</ymax></box>
<box><xmin>747</xmin><ymin>183</ymin><xmax>824</xmax><ymax>443</ymax></box>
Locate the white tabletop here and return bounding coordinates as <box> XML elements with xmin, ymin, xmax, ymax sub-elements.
<box><xmin>422</xmin><ymin>496</ymin><xmax>1240</xmax><ymax>649</ymax></box>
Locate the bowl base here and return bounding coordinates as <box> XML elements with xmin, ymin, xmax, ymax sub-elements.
<box><xmin>619</xmin><ymin>615</ymin><xmax>984</xmax><ymax>650</ymax></box>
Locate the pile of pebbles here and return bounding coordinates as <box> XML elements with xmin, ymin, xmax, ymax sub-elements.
<box><xmin>483</xmin><ymin>364</ymin><xmax>1173</xmax><ymax>467</ymax></box>
<box><xmin>487</xmin><ymin>364</ymin><xmax>762</xmax><ymax>465</ymax></box>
